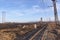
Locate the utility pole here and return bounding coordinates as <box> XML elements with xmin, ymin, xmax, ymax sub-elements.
<box><xmin>52</xmin><ymin>0</ymin><xmax>58</xmax><ymax>24</ymax></box>
<box><xmin>2</xmin><ymin>11</ymin><xmax>6</xmax><ymax>23</ymax></box>
<box><xmin>41</xmin><ymin>17</ymin><xmax>42</xmax><ymax>22</ymax></box>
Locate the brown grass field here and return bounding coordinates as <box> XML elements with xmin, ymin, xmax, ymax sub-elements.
<box><xmin>0</xmin><ymin>22</ymin><xmax>60</xmax><ymax>40</ymax></box>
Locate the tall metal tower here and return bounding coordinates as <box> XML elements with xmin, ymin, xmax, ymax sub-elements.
<box><xmin>52</xmin><ymin>0</ymin><xmax>58</xmax><ymax>24</ymax></box>
<box><xmin>2</xmin><ymin>11</ymin><xmax>6</xmax><ymax>23</ymax></box>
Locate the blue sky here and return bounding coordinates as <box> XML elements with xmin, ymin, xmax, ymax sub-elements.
<box><xmin>0</xmin><ymin>0</ymin><xmax>60</xmax><ymax>23</ymax></box>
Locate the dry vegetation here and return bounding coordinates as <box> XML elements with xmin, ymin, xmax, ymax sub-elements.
<box><xmin>0</xmin><ymin>22</ymin><xmax>60</xmax><ymax>40</ymax></box>
<box><xmin>42</xmin><ymin>22</ymin><xmax>60</xmax><ymax>40</ymax></box>
<box><xmin>0</xmin><ymin>32</ymin><xmax>16</xmax><ymax>40</ymax></box>
<box><xmin>0</xmin><ymin>23</ymin><xmax>41</xmax><ymax>40</ymax></box>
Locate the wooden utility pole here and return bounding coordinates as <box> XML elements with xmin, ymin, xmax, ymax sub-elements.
<box><xmin>52</xmin><ymin>0</ymin><xmax>58</xmax><ymax>24</ymax></box>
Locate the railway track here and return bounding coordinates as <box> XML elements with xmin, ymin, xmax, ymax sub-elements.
<box><xmin>29</xmin><ymin>25</ymin><xmax>47</xmax><ymax>40</ymax></box>
<box><xmin>21</xmin><ymin>24</ymin><xmax>47</xmax><ymax>40</ymax></box>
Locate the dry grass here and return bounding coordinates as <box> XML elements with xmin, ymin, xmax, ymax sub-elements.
<box><xmin>0</xmin><ymin>32</ymin><xmax>16</xmax><ymax>40</ymax></box>
<box><xmin>0</xmin><ymin>22</ymin><xmax>60</xmax><ymax>40</ymax></box>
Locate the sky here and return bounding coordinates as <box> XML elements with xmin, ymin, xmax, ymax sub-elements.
<box><xmin>0</xmin><ymin>0</ymin><xmax>60</xmax><ymax>23</ymax></box>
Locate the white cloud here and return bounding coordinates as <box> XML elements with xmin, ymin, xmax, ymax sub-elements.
<box><xmin>0</xmin><ymin>10</ymin><xmax>25</xmax><ymax>16</ymax></box>
<box><xmin>15</xmin><ymin>13</ymin><xmax>24</xmax><ymax>16</ymax></box>
<box><xmin>22</xmin><ymin>5</ymin><xmax>53</xmax><ymax>15</ymax></box>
